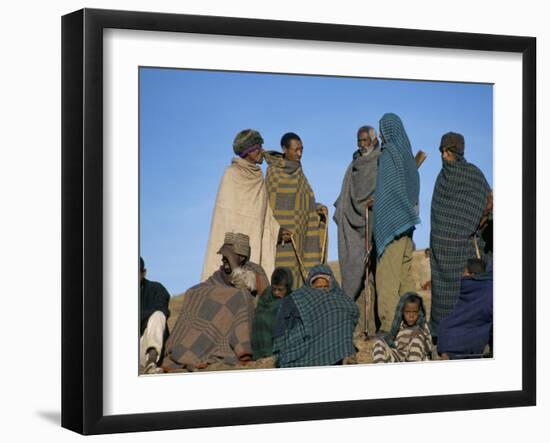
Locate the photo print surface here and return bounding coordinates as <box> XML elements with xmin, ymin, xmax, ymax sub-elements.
<box><xmin>138</xmin><ymin>67</ymin><xmax>493</xmax><ymax>375</ymax></box>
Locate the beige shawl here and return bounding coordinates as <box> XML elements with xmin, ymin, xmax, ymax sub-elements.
<box><xmin>201</xmin><ymin>157</ymin><xmax>280</xmax><ymax>281</ymax></box>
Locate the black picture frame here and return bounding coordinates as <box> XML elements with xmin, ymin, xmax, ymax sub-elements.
<box><xmin>61</xmin><ymin>8</ymin><xmax>536</xmax><ymax>435</ymax></box>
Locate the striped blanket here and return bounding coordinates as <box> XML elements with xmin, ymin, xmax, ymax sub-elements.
<box><xmin>373</xmin><ymin>292</ymin><xmax>432</xmax><ymax>362</ymax></box>
<box><xmin>272</xmin><ymin>265</ymin><xmax>358</xmax><ymax>368</ymax></box>
<box><xmin>372</xmin><ymin>322</ymin><xmax>433</xmax><ymax>363</ymax></box>
<box><xmin>373</xmin><ymin>113</ymin><xmax>420</xmax><ymax>260</ymax></box>
<box><xmin>264</xmin><ymin>151</ymin><xmax>327</xmax><ymax>288</ymax></box>
<box><xmin>162</xmin><ymin>268</ymin><xmax>257</xmax><ymax>370</ymax></box>
<box><xmin>430</xmin><ymin>156</ymin><xmax>491</xmax><ymax>335</ymax></box>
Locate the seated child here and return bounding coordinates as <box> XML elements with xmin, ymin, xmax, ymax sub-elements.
<box><xmin>251</xmin><ymin>267</ymin><xmax>293</xmax><ymax>360</ymax></box>
<box><xmin>372</xmin><ymin>292</ymin><xmax>433</xmax><ymax>363</ymax></box>
<box><xmin>437</xmin><ymin>258</ymin><xmax>493</xmax><ymax>359</ymax></box>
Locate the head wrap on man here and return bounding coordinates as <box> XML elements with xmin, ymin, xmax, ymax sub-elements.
<box><xmin>233</xmin><ymin>129</ymin><xmax>264</xmax><ymax>157</ymax></box>
<box><xmin>439</xmin><ymin>132</ymin><xmax>465</xmax><ymax>156</ymax></box>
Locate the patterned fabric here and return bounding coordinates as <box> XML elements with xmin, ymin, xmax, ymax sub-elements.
<box><xmin>272</xmin><ymin>265</ymin><xmax>358</xmax><ymax>368</ymax></box>
<box><xmin>264</xmin><ymin>151</ymin><xmax>327</xmax><ymax>288</ymax></box>
<box><xmin>437</xmin><ymin>272</ymin><xmax>493</xmax><ymax>356</ymax></box>
<box><xmin>251</xmin><ymin>267</ymin><xmax>293</xmax><ymax>360</ymax></box>
<box><xmin>387</xmin><ymin>292</ymin><xmax>428</xmax><ymax>347</ymax></box>
<box><xmin>372</xmin><ymin>291</ymin><xmax>432</xmax><ymax>362</ymax></box>
<box><xmin>219</xmin><ymin>232</ymin><xmax>251</xmax><ymax>258</ymax></box>
<box><xmin>430</xmin><ymin>153</ymin><xmax>491</xmax><ymax>335</ymax></box>
<box><xmin>163</xmin><ymin>267</ymin><xmax>258</xmax><ymax>371</ymax></box>
<box><xmin>373</xmin><ymin>113</ymin><xmax>420</xmax><ymax>259</ymax></box>
<box><xmin>333</xmin><ymin>145</ymin><xmax>380</xmax><ymax>300</ymax></box>
<box><xmin>372</xmin><ymin>322</ymin><xmax>432</xmax><ymax>363</ymax></box>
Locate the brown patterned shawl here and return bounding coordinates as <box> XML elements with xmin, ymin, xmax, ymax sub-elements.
<box><xmin>163</xmin><ymin>263</ymin><xmax>267</xmax><ymax>371</ymax></box>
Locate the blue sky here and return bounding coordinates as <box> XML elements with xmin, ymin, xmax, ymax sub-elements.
<box><xmin>140</xmin><ymin>67</ymin><xmax>493</xmax><ymax>295</ymax></box>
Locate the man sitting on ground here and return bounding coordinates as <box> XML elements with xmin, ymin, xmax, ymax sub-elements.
<box><xmin>163</xmin><ymin>233</ymin><xmax>269</xmax><ymax>372</ymax></box>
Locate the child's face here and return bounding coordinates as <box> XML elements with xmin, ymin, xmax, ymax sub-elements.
<box><xmin>272</xmin><ymin>283</ymin><xmax>288</xmax><ymax>298</ymax></box>
<box><xmin>312</xmin><ymin>277</ymin><xmax>330</xmax><ymax>289</ymax></box>
<box><xmin>403</xmin><ymin>301</ymin><xmax>420</xmax><ymax>326</ymax></box>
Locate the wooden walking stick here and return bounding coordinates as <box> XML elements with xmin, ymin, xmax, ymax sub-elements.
<box><xmin>415</xmin><ymin>150</ymin><xmax>427</xmax><ymax>168</ymax></box>
<box><xmin>363</xmin><ymin>205</ymin><xmax>372</xmax><ymax>338</ymax></box>
<box><xmin>472</xmin><ymin>233</ymin><xmax>481</xmax><ymax>259</ymax></box>
<box><xmin>290</xmin><ymin>234</ymin><xmax>308</xmax><ymax>284</ymax></box>
<box><xmin>319</xmin><ymin>205</ymin><xmax>329</xmax><ymax>264</ymax></box>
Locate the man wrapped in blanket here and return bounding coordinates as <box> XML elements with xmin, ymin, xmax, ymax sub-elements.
<box><xmin>430</xmin><ymin>132</ymin><xmax>492</xmax><ymax>339</ymax></box>
<box><xmin>163</xmin><ymin>232</ymin><xmax>269</xmax><ymax>372</ymax></box>
<box><xmin>371</xmin><ymin>292</ymin><xmax>433</xmax><ymax>363</ymax></box>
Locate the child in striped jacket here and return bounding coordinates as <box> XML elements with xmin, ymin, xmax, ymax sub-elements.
<box><xmin>372</xmin><ymin>292</ymin><xmax>433</xmax><ymax>363</ymax></box>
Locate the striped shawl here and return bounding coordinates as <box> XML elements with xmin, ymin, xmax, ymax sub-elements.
<box><xmin>264</xmin><ymin>151</ymin><xmax>327</xmax><ymax>288</ymax></box>
<box><xmin>373</xmin><ymin>113</ymin><xmax>420</xmax><ymax>259</ymax></box>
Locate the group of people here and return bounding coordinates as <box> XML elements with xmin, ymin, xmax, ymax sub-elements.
<box><xmin>139</xmin><ymin>112</ymin><xmax>494</xmax><ymax>374</ymax></box>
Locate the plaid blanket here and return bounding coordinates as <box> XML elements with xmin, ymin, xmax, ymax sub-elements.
<box><xmin>264</xmin><ymin>151</ymin><xmax>327</xmax><ymax>288</ymax></box>
<box><xmin>163</xmin><ymin>268</ymin><xmax>256</xmax><ymax>370</ymax></box>
<box><xmin>272</xmin><ymin>265</ymin><xmax>358</xmax><ymax>367</ymax></box>
<box><xmin>373</xmin><ymin>114</ymin><xmax>420</xmax><ymax>260</ymax></box>
<box><xmin>333</xmin><ymin>146</ymin><xmax>380</xmax><ymax>300</ymax></box>
<box><xmin>430</xmin><ymin>156</ymin><xmax>490</xmax><ymax>335</ymax></box>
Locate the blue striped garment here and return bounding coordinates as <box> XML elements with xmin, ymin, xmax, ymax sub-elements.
<box><xmin>373</xmin><ymin>113</ymin><xmax>420</xmax><ymax>259</ymax></box>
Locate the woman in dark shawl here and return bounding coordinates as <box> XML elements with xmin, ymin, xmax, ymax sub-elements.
<box><xmin>272</xmin><ymin>264</ymin><xmax>358</xmax><ymax>368</ymax></box>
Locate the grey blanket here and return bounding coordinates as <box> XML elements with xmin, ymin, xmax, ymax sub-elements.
<box><xmin>333</xmin><ymin>147</ymin><xmax>380</xmax><ymax>299</ymax></box>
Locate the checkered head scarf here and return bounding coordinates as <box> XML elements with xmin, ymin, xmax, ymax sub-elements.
<box><xmin>233</xmin><ymin>129</ymin><xmax>264</xmax><ymax>157</ymax></box>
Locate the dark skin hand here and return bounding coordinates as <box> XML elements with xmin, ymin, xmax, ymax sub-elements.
<box><xmin>366</xmin><ymin>197</ymin><xmax>374</xmax><ymax>209</ymax></box>
<box><xmin>316</xmin><ymin>204</ymin><xmax>328</xmax><ymax>223</ymax></box>
<box><xmin>280</xmin><ymin>229</ymin><xmax>292</xmax><ymax>244</ymax></box>
<box><xmin>145</xmin><ymin>348</ymin><xmax>158</xmax><ymax>365</ymax></box>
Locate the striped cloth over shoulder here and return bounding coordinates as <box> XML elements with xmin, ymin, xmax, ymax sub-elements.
<box><xmin>373</xmin><ymin>113</ymin><xmax>420</xmax><ymax>259</ymax></box>
<box><xmin>264</xmin><ymin>151</ymin><xmax>327</xmax><ymax>289</ymax></box>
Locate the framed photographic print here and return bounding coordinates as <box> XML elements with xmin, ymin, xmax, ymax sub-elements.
<box><xmin>62</xmin><ymin>8</ymin><xmax>536</xmax><ymax>435</ymax></box>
